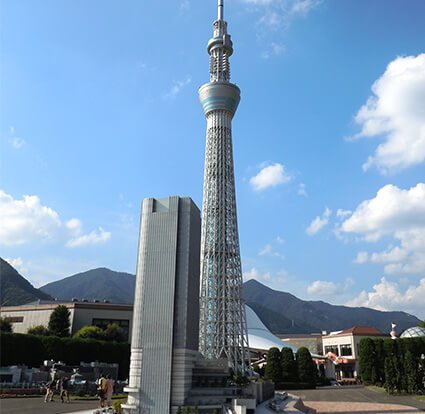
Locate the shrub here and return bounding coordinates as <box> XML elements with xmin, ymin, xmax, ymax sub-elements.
<box><xmin>0</xmin><ymin>333</ymin><xmax>47</xmax><ymax>367</ymax></box>
<box><xmin>281</xmin><ymin>347</ymin><xmax>297</xmax><ymax>382</ymax></box>
<box><xmin>27</xmin><ymin>325</ymin><xmax>50</xmax><ymax>335</ymax></box>
<box><xmin>265</xmin><ymin>347</ymin><xmax>282</xmax><ymax>383</ymax></box>
<box><xmin>0</xmin><ymin>332</ymin><xmax>130</xmax><ymax>379</ymax></box>
<box><xmin>359</xmin><ymin>337</ymin><xmax>425</xmax><ymax>394</ymax></box>
<box><xmin>104</xmin><ymin>323</ymin><xmax>126</xmax><ymax>342</ymax></box>
<box><xmin>372</xmin><ymin>338</ymin><xmax>385</xmax><ymax>385</ymax></box>
<box><xmin>0</xmin><ymin>317</ymin><xmax>13</xmax><ymax>333</ymax></box>
<box><xmin>358</xmin><ymin>338</ymin><xmax>375</xmax><ymax>384</ymax></box>
<box><xmin>404</xmin><ymin>350</ymin><xmax>420</xmax><ymax>394</ymax></box>
<box><xmin>296</xmin><ymin>347</ymin><xmax>316</xmax><ymax>387</ymax></box>
<box><xmin>74</xmin><ymin>326</ymin><xmax>105</xmax><ymax>341</ymax></box>
<box><xmin>112</xmin><ymin>398</ymin><xmax>125</xmax><ymax>414</ymax></box>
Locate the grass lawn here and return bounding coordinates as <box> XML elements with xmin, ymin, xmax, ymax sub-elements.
<box><xmin>367</xmin><ymin>386</ymin><xmax>425</xmax><ymax>403</ymax></box>
<box><xmin>73</xmin><ymin>393</ymin><xmax>127</xmax><ymax>401</ymax></box>
<box><xmin>366</xmin><ymin>386</ymin><xmax>387</xmax><ymax>394</ymax></box>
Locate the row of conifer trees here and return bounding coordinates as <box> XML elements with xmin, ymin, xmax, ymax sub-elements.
<box><xmin>262</xmin><ymin>347</ymin><xmax>317</xmax><ymax>388</ymax></box>
<box><xmin>358</xmin><ymin>337</ymin><xmax>425</xmax><ymax>394</ymax></box>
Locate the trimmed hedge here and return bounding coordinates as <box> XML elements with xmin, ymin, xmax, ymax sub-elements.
<box><xmin>0</xmin><ymin>332</ymin><xmax>130</xmax><ymax>379</ymax></box>
<box><xmin>358</xmin><ymin>337</ymin><xmax>425</xmax><ymax>394</ymax></box>
<box><xmin>275</xmin><ymin>381</ymin><xmax>315</xmax><ymax>390</ymax></box>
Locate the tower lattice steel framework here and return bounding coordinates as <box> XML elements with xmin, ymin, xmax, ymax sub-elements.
<box><xmin>198</xmin><ymin>0</ymin><xmax>250</xmax><ymax>376</ymax></box>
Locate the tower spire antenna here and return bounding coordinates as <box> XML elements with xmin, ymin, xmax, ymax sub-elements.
<box><xmin>198</xmin><ymin>0</ymin><xmax>250</xmax><ymax>376</ymax></box>
<box><xmin>218</xmin><ymin>0</ymin><xmax>224</xmax><ymax>20</ymax></box>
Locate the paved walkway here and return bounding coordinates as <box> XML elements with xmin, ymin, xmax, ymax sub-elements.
<box><xmin>291</xmin><ymin>386</ymin><xmax>425</xmax><ymax>413</ymax></box>
<box><xmin>0</xmin><ymin>397</ymin><xmax>101</xmax><ymax>414</ymax></box>
<box><xmin>306</xmin><ymin>401</ymin><xmax>422</xmax><ymax>413</ymax></box>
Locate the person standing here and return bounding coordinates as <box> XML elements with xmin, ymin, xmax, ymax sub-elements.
<box><xmin>60</xmin><ymin>376</ymin><xmax>70</xmax><ymax>403</ymax></box>
<box><xmin>96</xmin><ymin>373</ymin><xmax>107</xmax><ymax>408</ymax></box>
<box><xmin>44</xmin><ymin>378</ymin><xmax>56</xmax><ymax>402</ymax></box>
<box><xmin>105</xmin><ymin>374</ymin><xmax>115</xmax><ymax>408</ymax></box>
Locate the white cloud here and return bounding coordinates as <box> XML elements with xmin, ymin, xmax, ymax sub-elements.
<box><xmin>243</xmin><ymin>267</ymin><xmax>271</xmax><ymax>283</ymax></box>
<box><xmin>163</xmin><ymin>76</ymin><xmax>191</xmax><ymax>100</ymax></box>
<box><xmin>65</xmin><ymin>218</ymin><xmax>83</xmax><ymax>235</ymax></box>
<box><xmin>298</xmin><ymin>183</ymin><xmax>307</xmax><ymax>197</ymax></box>
<box><xmin>4</xmin><ymin>257</ymin><xmax>27</xmax><ymax>274</ymax></box>
<box><xmin>261</xmin><ymin>42</ymin><xmax>286</xmax><ymax>59</ymax></box>
<box><xmin>340</xmin><ymin>183</ymin><xmax>425</xmax><ymax>275</ymax></box>
<box><xmin>243</xmin><ymin>0</ymin><xmax>274</xmax><ymax>5</ymax></box>
<box><xmin>258</xmin><ymin>11</ymin><xmax>281</xmax><ymax>28</ymax></box>
<box><xmin>307</xmin><ymin>280</ymin><xmax>338</xmax><ymax>296</ymax></box>
<box><xmin>258</xmin><ymin>243</ymin><xmax>285</xmax><ymax>259</ymax></box>
<box><xmin>250</xmin><ymin>162</ymin><xmax>292</xmax><ymax>191</ymax></box>
<box><xmin>351</xmin><ymin>54</ymin><xmax>425</xmax><ymax>174</ymax></box>
<box><xmin>0</xmin><ymin>190</ymin><xmax>111</xmax><ymax>248</ymax></box>
<box><xmin>243</xmin><ymin>0</ymin><xmax>321</xmax><ymax>32</ymax></box>
<box><xmin>306</xmin><ymin>207</ymin><xmax>331</xmax><ymax>236</ymax></box>
<box><xmin>258</xmin><ymin>244</ymin><xmax>273</xmax><ymax>256</ymax></box>
<box><xmin>354</xmin><ymin>251</ymin><xmax>369</xmax><ymax>264</ymax></box>
<box><xmin>5</xmin><ymin>257</ymin><xmax>23</xmax><ymax>268</ymax></box>
<box><xmin>0</xmin><ymin>190</ymin><xmax>61</xmax><ymax>245</ymax></box>
<box><xmin>336</xmin><ymin>209</ymin><xmax>351</xmax><ymax>218</ymax></box>
<box><xmin>137</xmin><ymin>62</ymin><xmax>148</xmax><ymax>70</ymax></box>
<box><xmin>289</xmin><ymin>0</ymin><xmax>319</xmax><ymax>15</ymax></box>
<box><xmin>66</xmin><ymin>227</ymin><xmax>111</xmax><ymax>248</ymax></box>
<box><xmin>307</xmin><ymin>277</ymin><xmax>355</xmax><ymax>300</ymax></box>
<box><xmin>276</xmin><ymin>236</ymin><xmax>285</xmax><ymax>244</ymax></box>
<box><xmin>10</xmin><ymin>137</ymin><xmax>25</xmax><ymax>149</ymax></box>
<box><xmin>347</xmin><ymin>277</ymin><xmax>425</xmax><ymax>319</ymax></box>
<box><xmin>180</xmin><ymin>0</ymin><xmax>190</xmax><ymax>12</ymax></box>
<box><xmin>8</xmin><ymin>126</ymin><xmax>25</xmax><ymax>149</ymax></box>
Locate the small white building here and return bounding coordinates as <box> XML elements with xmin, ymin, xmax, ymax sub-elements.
<box><xmin>321</xmin><ymin>326</ymin><xmax>387</xmax><ymax>382</ymax></box>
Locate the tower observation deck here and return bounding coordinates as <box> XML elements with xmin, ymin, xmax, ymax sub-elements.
<box><xmin>198</xmin><ymin>0</ymin><xmax>250</xmax><ymax>375</ymax></box>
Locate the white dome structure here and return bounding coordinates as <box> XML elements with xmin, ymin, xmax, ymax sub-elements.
<box><xmin>245</xmin><ymin>305</ymin><xmax>297</xmax><ymax>352</ymax></box>
<box><xmin>400</xmin><ymin>326</ymin><xmax>425</xmax><ymax>338</ymax></box>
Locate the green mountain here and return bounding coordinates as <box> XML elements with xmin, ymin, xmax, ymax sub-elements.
<box><xmin>40</xmin><ymin>268</ymin><xmax>136</xmax><ymax>304</ymax></box>
<box><xmin>39</xmin><ymin>267</ymin><xmax>421</xmax><ymax>335</ymax></box>
<box><xmin>0</xmin><ymin>258</ymin><xmax>53</xmax><ymax>306</ymax></box>
<box><xmin>243</xmin><ymin>279</ymin><xmax>421</xmax><ymax>334</ymax></box>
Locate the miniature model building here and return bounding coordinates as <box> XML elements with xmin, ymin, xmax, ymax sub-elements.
<box><xmin>123</xmin><ymin>197</ymin><xmax>201</xmax><ymax>414</ymax></box>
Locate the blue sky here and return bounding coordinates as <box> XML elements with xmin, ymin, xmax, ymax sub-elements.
<box><xmin>1</xmin><ymin>0</ymin><xmax>424</xmax><ymax>319</ymax></box>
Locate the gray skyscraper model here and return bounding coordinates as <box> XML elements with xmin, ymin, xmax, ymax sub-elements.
<box><xmin>122</xmin><ymin>197</ymin><xmax>201</xmax><ymax>414</ymax></box>
<box><xmin>198</xmin><ymin>0</ymin><xmax>250</xmax><ymax>375</ymax></box>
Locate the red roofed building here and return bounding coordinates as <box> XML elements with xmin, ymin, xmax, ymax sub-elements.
<box><xmin>321</xmin><ymin>326</ymin><xmax>388</xmax><ymax>383</ymax></box>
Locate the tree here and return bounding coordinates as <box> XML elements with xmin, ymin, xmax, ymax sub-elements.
<box><xmin>48</xmin><ymin>305</ymin><xmax>71</xmax><ymax>337</ymax></box>
<box><xmin>0</xmin><ymin>317</ymin><xmax>12</xmax><ymax>333</ymax></box>
<box><xmin>74</xmin><ymin>326</ymin><xmax>105</xmax><ymax>340</ymax></box>
<box><xmin>265</xmin><ymin>347</ymin><xmax>282</xmax><ymax>384</ymax></box>
<box><xmin>358</xmin><ymin>338</ymin><xmax>376</xmax><ymax>385</ymax></box>
<box><xmin>296</xmin><ymin>347</ymin><xmax>316</xmax><ymax>387</ymax></box>
<box><xmin>103</xmin><ymin>323</ymin><xmax>126</xmax><ymax>342</ymax></box>
<box><xmin>281</xmin><ymin>347</ymin><xmax>297</xmax><ymax>382</ymax></box>
<box><xmin>384</xmin><ymin>356</ymin><xmax>398</xmax><ymax>394</ymax></box>
<box><xmin>418</xmin><ymin>320</ymin><xmax>425</xmax><ymax>328</ymax></box>
<box><xmin>373</xmin><ymin>339</ymin><xmax>385</xmax><ymax>386</ymax></box>
<box><xmin>404</xmin><ymin>350</ymin><xmax>420</xmax><ymax>394</ymax></box>
<box><xmin>27</xmin><ymin>325</ymin><xmax>50</xmax><ymax>335</ymax></box>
